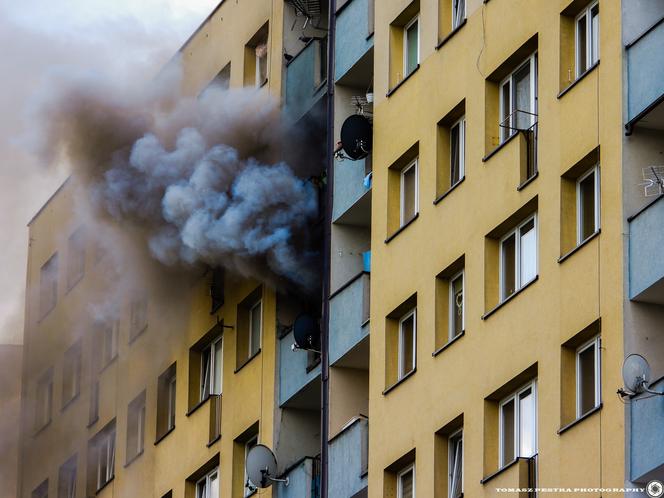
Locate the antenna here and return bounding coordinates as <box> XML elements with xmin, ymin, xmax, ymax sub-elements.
<box><xmin>291</xmin><ymin>314</ymin><xmax>321</xmax><ymax>353</ymax></box>
<box><xmin>245</xmin><ymin>444</ymin><xmax>288</xmax><ymax>490</ymax></box>
<box><xmin>621</xmin><ymin>353</ymin><xmax>663</xmax><ymax>396</ymax></box>
<box><xmin>639</xmin><ymin>166</ymin><xmax>664</xmax><ymax>197</ymax></box>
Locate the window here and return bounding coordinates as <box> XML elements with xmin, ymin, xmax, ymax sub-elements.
<box><xmin>157</xmin><ymin>363</ymin><xmax>177</xmax><ymax>439</ymax></box>
<box><xmin>98</xmin><ymin>321</ymin><xmax>119</xmax><ymax>369</ymax></box>
<box><xmin>244</xmin><ymin>436</ymin><xmax>258</xmax><ymax>496</ymax></box>
<box><xmin>89</xmin><ymin>380</ymin><xmax>99</xmax><ymax>425</ymax></box>
<box><xmin>39</xmin><ymin>253</ymin><xmax>58</xmax><ymax>318</ymax></box>
<box><xmin>66</xmin><ymin>228</ymin><xmax>85</xmax><ymax>290</ymax></box>
<box><xmin>404</xmin><ymin>16</ymin><xmax>419</xmax><ymax>77</ymax></box>
<box><xmin>575</xmin><ymin>1</ymin><xmax>599</xmax><ymax>77</ymax></box>
<box><xmin>62</xmin><ymin>342</ymin><xmax>82</xmax><ymax>407</ymax></box>
<box><xmin>129</xmin><ymin>296</ymin><xmax>148</xmax><ymax>341</ymax></box>
<box><xmin>449</xmin><ymin>271</ymin><xmax>464</xmax><ymax>341</ymax></box>
<box><xmin>397</xmin><ymin>463</ymin><xmax>415</xmax><ymax>498</ymax></box>
<box><xmin>32</xmin><ymin>480</ymin><xmax>48</xmax><ymax>498</ymax></box>
<box><xmin>400</xmin><ymin>159</ymin><xmax>419</xmax><ymax>226</ymax></box>
<box><xmin>210</xmin><ymin>267</ymin><xmax>225</xmax><ymax>313</ymax></box>
<box><xmin>35</xmin><ymin>369</ymin><xmax>53</xmax><ymax>431</ymax></box>
<box><xmin>249</xmin><ymin>301</ymin><xmax>262</xmax><ymax>358</ymax></box>
<box><xmin>452</xmin><ymin>0</ymin><xmax>465</xmax><ymax>30</ymax></box>
<box><xmin>398</xmin><ymin>309</ymin><xmax>416</xmax><ymax>380</ymax></box>
<box><xmin>58</xmin><ymin>456</ymin><xmax>77</xmax><ymax>498</ymax></box>
<box><xmin>255</xmin><ymin>43</ymin><xmax>268</xmax><ymax>87</ymax></box>
<box><xmin>201</xmin><ymin>337</ymin><xmax>223</xmax><ymax>401</ymax></box>
<box><xmin>499</xmin><ymin>55</ymin><xmax>537</xmax><ymax>142</ymax></box>
<box><xmin>450</xmin><ymin>117</ymin><xmax>465</xmax><ymax>187</ymax></box>
<box><xmin>196</xmin><ymin>468</ymin><xmax>219</xmax><ymax>498</ymax></box>
<box><xmin>576</xmin><ymin>336</ymin><xmax>600</xmax><ymax>417</ymax></box>
<box><xmin>237</xmin><ymin>287</ymin><xmax>263</xmax><ymax>366</ymax></box>
<box><xmin>500</xmin><ymin>215</ymin><xmax>537</xmax><ymax>301</ymax></box>
<box><xmin>576</xmin><ymin>166</ymin><xmax>600</xmax><ymax>244</ymax></box>
<box><xmin>92</xmin><ymin>424</ymin><xmax>115</xmax><ymax>491</ymax></box>
<box><xmin>448</xmin><ymin>430</ymin><xmax>463</xmax><ymax>498</ymax></box>
<box><xmin>499</xmin><ymin>382</ymin><xmax>537</xmax><ymax>467</ymax></box>
<box><xmin>126</xmin><ymin>391</ymin><xmax>146</xmax><ymax>463</ymax></box>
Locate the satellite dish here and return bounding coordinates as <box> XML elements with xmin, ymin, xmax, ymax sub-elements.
<box><xmin>623</xmin><ymin>354</ymin><xmax>651</xmax><ymax>393</ymax></box>
<box><xmin>340</xmin><ymin>114</ymin><xmax>372</xmax><ymax>160</ymax></box>
<box><xmin>293</xmin><ymin>314</ymin><xmax>320</xmax><ymax>351</ymax></box>
<box><xmin>246</xmin><ymin>444</ymin><xmax>286</xmax><ymax>488</ymax></box>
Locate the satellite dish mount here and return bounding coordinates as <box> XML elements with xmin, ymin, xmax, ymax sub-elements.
<box><xmin>620</xmin><ymin>353</ymin><xmax>664</xmax><ymax>397</ymax></box>
<box><xmin>245</xmin><ymin>444</ymin><xmax>289</xmax><ymax>493</ymax></box>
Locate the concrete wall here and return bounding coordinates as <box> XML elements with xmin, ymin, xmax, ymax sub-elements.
<box><xmin>0</xmin><ymin>345</ymin><xmax>22</xmax><ymax>498</ymax></box>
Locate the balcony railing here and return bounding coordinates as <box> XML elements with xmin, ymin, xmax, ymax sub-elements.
<box><xmin>329</xmin><ymin>417</ymin><xmax>369</xmax><ymax>497</ymax></box>
<box><xmin>208</xmin><ymin>394</ymin><xmax>222</xmax><ymax>444</ymax></box>
<box><xmin>628</xmin><ymin>195</ymin><xmax>664</xmax><ymax>304</ymax></box>
<box><xmin>284</xmin><ymin>37</ymin><xmax>327</xmax><ymax>122</ymax></box>
<box><xmin>329</xmin><ymin>272</ymin><xmax>370</xmax><ymax>366</ymax></box>
<box><xmin>335</xmin><ymin>0</ymin><xmax>375</xmax><ymax>81</ymax></box>
<box><xmin>630</xmin><ymin>378</ymin><xmax>664</xmax><ymax>482</ymax></box>
<box><xmin>278</xmin><ymin>456</ymin><xmax>321</xmax><ymax>498</ymax></box>
<box><xmin>278</xmin><ymin>327</ymin><xmax>321</xmax><ymax>406</ymax></box>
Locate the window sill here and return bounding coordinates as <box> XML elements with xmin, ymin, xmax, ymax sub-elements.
<box><xmin>482</xmin><ymin>131</ymin><xmax>519</xmax><ymax>163</ymax></box>
<box><xmin>557</xmin><ymin>61</ymin><xmax>600</xmax><ymax>99</ymax></box>
<box><xmin>516</xmin><ymin>172</ymin><xmax>538</xmax><ymax>191</ymax></box>
<box><xmin>557</xmin><ymin>403</ymin><xmax>602</xmax><ymax>435</ymax></box>
<box><xmin>128</xmin><ymin>325</ymin><xmax>148</xmax><ymax>346</ymax></box>
<box><xmin>61</xmin><ymin>392</ymin><xmax>80</xmax><ymax>412</ymax></box>
<box><xmin>432</xmin><ymin>331</ymin><xmax>465</xmax><ymax>357</ymax></box>
<box><xmin>436</xmin><ymin>19</ymin><xmax>467</xmax><ymax>50</ymax></box>
<box><xmin>558</xmin><ymin>229</ymin><xmax>601</xmax><ymax>263</ymax></box>
<box><xmin>385</xmin><ymin>213</ymin><xmax>419</xmax><ymax>244</ymax></box>
<box><xmin>124</xmin><ymin>449</ymin><xmax>144</xmax><ymax>468</ymax></box>
<box><xmin>96</xmin><ymin>476</ymin><xmax>115</xmax><ymax>495</ymax></box>
<box><xmin>433</xmin><ymin>177</ymin><xmax>465</xmax><ymax>205</ymax></box>
<box><xmin>234</xmin><ymin>348</ymin><xmax>262</xmax><ymax>374</ymax></box>
<box><xmin>154</xmin><ymin>426</ymin><xmax>175</xmax><ymax>445</ymax></box>
<box><xmin>186</xmin><ymin>396</ymin><xmax>211</xmax><ymax>417</ymax></box>
<box><xmin>386</xmin><ymin>65</ymin><xmax>420</xmax><ymax>98</ymax></box>
<box><xmin>480</xmin><ymin>458</ymin><xmax>521</xmax><ymax>485</ymax></box>
<box><xmin>382</xmin><ymin>368</ymin><xmax>417</xmax><ymax>396</ymax></box>
<box><xmin>99</xmin><ymin>354</ymin><xmax>118</xmax><ymax>375</ymax></box>
<box><xmin>87</xmin><ymin>416</ymin><xmax>99</xmax><ymax>428</ymax></box>
<box><xmin>481</xmin><ymin>276</ymin><xmax>539</xmax><ymax>321</ymax></box>
<box><xmin>207</xmin><ymin>434</ymin><xmax>221</xmax><ymax>447</ymax></box>
<box><xmin>32</xmin><ymin>420</ymin><xmax>52</xmax><ymax>438</ymax></box>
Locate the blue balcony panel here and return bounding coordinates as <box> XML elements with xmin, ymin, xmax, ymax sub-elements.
<box><xmin>335</xmin><ymin>0</ymin><xmax>374</xmax><ymax>82</ymax></box>
<box><xmin>626</xmin><ymin>18</ymin><xmax>664</xmax><ymax>130</ymax></box>
<box><xmin>631</xmin><ymin>378</ymin><xmax>664</xmax><ymax>482</ymax></box>
<box><xmin>285</xmin><ymin>39</ymin><xmax>327</xmax><ymax>123</ymax></box>
<box><xmin>277</xmin><ymin>457</ymin><xmax>321</xmax><ymax>498</ymax></box>
<box><xmin>333</xmin><ymin>158</ymin><xmax>372</xmax><ymax>226</ymax></box>
<box><xmin>279</xmin><ymin>328</ymin><xmax>321</xmax><ymax>408</ymax></box>
<box><xmin>329</xmin><ymin>417</ymin><xmax>368</xmax><ymax>498</ymax></box>
<box><xmin>629</xmin><ymin>196</ymin><xmax>664</xmax><ymax>304</ymax></box>
<box><xmin>329</xmin><ymin>273</ymin><xmax>370</xmax><ymax>366</ymax></box>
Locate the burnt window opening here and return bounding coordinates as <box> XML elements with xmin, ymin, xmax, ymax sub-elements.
<box><xmin>210</xmin><ymin>268</ymin><xmax>225</xmax><ymax>314</ymax></box>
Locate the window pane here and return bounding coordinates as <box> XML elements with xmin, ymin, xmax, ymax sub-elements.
<box><xmin>210</xmin><ymin>473</ymin><xmax>219</xmax><ymax>498</ymax></box>
<box><xmin>451</xmin><ymin>275</ymin><xmax>463</xmax><ymax>339</ymax></box>
<box><xmin>501</xmin><ymin>399</ymin><xmax>515</xmax><ymax>465</ymax></box>
<box><xmin>502</xmin><ymin>234</ymin><xmax>516</xmax><ymax>299</ymax></box>
<box><xmin>400</xmin><ymin>314</ymin><xmax>415</xmax><ymax>378</ymax></box>
<box><xmin>450</xmin><ymin>124</ymin><xmax>460</xmax><ymax>186</ymax></box>
<box><xmin>400</xmin><ymin>468</ymin><xmax>414</xmax><ymax>498</ymax></box>
<box><xmin>500</xmin><ymin>81</ymin><xmax>511</xmax><ymax>140</ymax></box>
<box><xmin>579</xmin><ymin>171</ymin><xmax>596</xmax><ymax>241</ymax></box>
<box><xmin>450</xmin><ymin>436</ymin><xmax>463</xmax><ymax>498</ymax></box>
<box><xmin>577</xmin><ymin>14</ymin><xmax>587</xmax><ymax>74</ymax></box>
<box><xmin>453</xmin><ymin>0</ymin><xmax>465</xmax><ymax>28</ymax></box>
<box><xmin>402</xmin><ymin>165</ymin><xmax>417</xmax><ymax>223</ymax></box>
<box><xmin>250</xmin><ymin>302</ymin><xmax>262</xmax><ymax>356</ymax></box>
<box><xmin>213</xmin><ymin>340</ymin><xmax>223</xmax><ymax>394</ymax></box>
<box><xmin>201</xmin><ymin>349</ymin><xmax>211</xmax><ymax>399</ymax></box>
<box><xmin>197</xmin><ymin>480</ymin><xmax>207</xmax><ymax>498</ymax></box>
<box><xmin>518</xmin><ymin>388</ymin><xmax>535</xmax><ymax>457</ymax></box>
<box><xmin>590</xmin><ymin>5</ymin><xmax>599</xmax><ymax>64</ymax></box>
<box><xmin>168</xmin><ymin>377</ymin><xmax>176</xmax><ymax>429</ymax></box>
<box><xmin>513</xmin><ymin>62</ymin><xmax>532</xmax><ymax>130</ymax></box>
<box><xmin>579</xmin><ymin>343</ymin><xmax>597</xmax><ymax>415</ymax></box>
<box><xmin>406</xmin><ymin>20</ymin><xmax>419</xmax><ymax>75</ymax></box>
<box><xmin>519</xmin><ymin>219</ymin><xmax>537</xmax><ymax>286</ymax></box>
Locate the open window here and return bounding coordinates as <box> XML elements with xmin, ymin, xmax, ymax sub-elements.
<box><xmin>87</xmin><ymin>420</ymin><xmax>115</xmax><ymax>494</ymax></box>
<box><xmin>66</xmin><ymin>227</ymin><xmax>86</xmax><ymax>291</ymax></box>
<box><xmin>39</xmin><ymin>253</ymin><xmax>58</xmax><ymax>319</ymax></box>
<box><xmin>499</xmin><ymin>214</ymin><xmax>537</xmax><ymax>302</ymax></box>
<box><xmin>188</xmin><ymin>324</ymin><xmax>223</xmax><ymax>412</ymax></box>
<box><xmin>236</xmin><ymin>286</ymin><xmax>263</xmax><ymax>368</ymax></box>
<box><xmin>398</xmin><ymin>308</ymin><xmax>417</xmax><ymax>380</ymax></box>
<box><xmin>62</xmin><ymin>341</ymin><xmax>82</xmax><ymax>408</ymax></box>
<box><xmin>156</xmin><ymin>363</ymin><xmax>177</xmax><ymax>441</ymax></box>
<box><xmin>96</xmin><ymin>320</ymin><xmax>119</xmax><ymax>371</ymax></box>
<box><xmin>196</xmin><ymin>468</ymin><xmax>219</xmax><ymax>498</ymax></box>
<box><xmin>201</xmin><ymin>337</ymin><xmax>223</xmax><ymax>401</ymax></box>
<box><xmin>499</xmin><ymin>54</ymin><xmax>538</xmax><ymax>143</ymax></box>
<box><xmin>129</xmin><ymin>295</ymin><xmax>148</xmax><ymax>342</ymax></box>
<box><xmin>244</xmin><ymin>23</ymin><xmax>269</xmax><ymax>88</ymax></box>
<box><xmin>575</xmin><ymin>1</ymin><xmax>599</xmax><ymax>77</ymax></box>
<box><xmin>126</xmin><ymin>391</ymin><xmax>146</xmax><ymax>464</ymax></box>
<box><xmin>499</xmin><ymin>381</ymin><xmax>537</xmax><ymax>467</ymax></box>
<box><xmin>34</xmin><ymin>368</ymin><xmax>53</xmax><ymax>432</ymax></box>
<box><xmin>58</xmin><ymin>455</ymin><xmax>77</xmax><ymax>498</ymax></box>
<box><xmin>434</xmin><ymin>414</ymin><xmax>463</xmax><ymax>498</ymax></box>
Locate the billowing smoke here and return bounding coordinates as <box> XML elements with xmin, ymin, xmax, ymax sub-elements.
<box><xmin>29</xmin><ymin>62</ymin><xmax>323</xmax><ymax>291</ymax></box>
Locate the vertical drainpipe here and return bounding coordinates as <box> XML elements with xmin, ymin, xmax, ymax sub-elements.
<box><xmin>321</xmin><ymin>0</ymin><xmax>336</xmax><ymax>497</ymax></box>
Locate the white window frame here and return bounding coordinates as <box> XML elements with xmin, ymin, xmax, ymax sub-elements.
<box><xmin>244</xmin><ymin>435</ymin><xmax>259</xmax><ymax>496</ymax></box>
<box><xmin>196</xmin><ymin>467</ymin><xmax>219</xmax><ymax>498</ymax></box>
<box><xmin>499</xmin><ymin>214</ymin><xmax>538</xmax><ymax>302</ymax></box>
<box><xmin>398</xmin><ymin>308</ymin><xmax>417</xmax><ymax>380</ymax></box>
<box><xmin>403</xmin><ymin>15</ymin><xmax>420</xmax><ymax>77</ymax></box>
<box><xmin>498</xmin><ymin>381</ymin><xmax>537</xmax><ymax>468</ymax></box>
<box><xmin>498</xmin><ymin>54</ymin><xmax>537</xmax><ymax>143</ymax></box>
<box><xmin>400</xmin><ymin>159</ymin><xmax>419</xmax><ymax>227</ymax></box>
<box><xmin>248</xmin><ymin>300</ymin><xmax>262</xmax><ymax>356</ymax></box>
<box><xmin>575</xmin><ymin>1</ymin><xmax>600</xmax><ymax>77</ymax></box>
<box><xmin>448</xmin><ymin>429</ymin><xmax>463</xmax><ymax>498</ymax></box>
<box><xmin>450</xmin><ymin>117</ymin><xmax>465</xmax><ymax>187</ymax></box>
<box><xmin>576</xmin><ymin>165</ymin><xmax>601</xmax><ymax>245</ymax></box>
<box><xmin>452</xmin><ymin>0</ymin><xmax>466</xmax><ymax>30</ymax></box>
<box><xmin>448</xmin><ymin>270</ymin><xmax>464</xmax><ymax>341</ymax></box>
<box><xmin>200</xmin><ymin>336</ymin><xmax>223</xmax><ymax>400</ymax></box>
<box><xmin>96</xmin><ymin>430</ymin><xmax>115</xmax><ymax>491</ymax></box>
<box><xmin>576</xmin><ymin>335</ymin><xmax>601</xmax><ymax>418</ymax></box>
<box><xmin>397</xmin><ymin>463</ymin><xmax>416</xmax><ymax>498</ymax></box>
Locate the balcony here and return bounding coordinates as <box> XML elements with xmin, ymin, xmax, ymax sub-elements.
<box><xmin>329</xmin><ymin>272</ymin><xmax>370</xmax><ymax>366</ymax></box>
<box><xmin>332</xmin><ymin>158</ymin><xmax>372</xmax><ymax>225</ymax></box>
<box><xmin>335</xmin><ymin>0</ymin><xmax>374</xmax><ymax>82</ymax></box>
<box><xmin>278</xmin><ymin>328</ymin><xmax>321</xmax><ymax>407</ymax></box>
<box><xmin>626</xmin><ymin>18</ymin><xmax>664</xmax><ymax>132</ymax></box>
<box><xmin>284</xmin><ymin>38</ymin><xmax>327</xmax><ymax>123</ymax></box>
<box><xmin>630</xmin><ymin>378</ymin><xmax>664</xmax><ymax>482</ymax></box>
<box><xmin>277</xmin><ymin>456</ymin><xmax>321</xmax><ymax>498</ymax></box>
<box><xmin>481</xmin><ymin>456</ymin><xmax>537</xmax><ymax>497</ymax></box>
<box><xmin>329</xmin><ymin>417</ymin><xmax>368</xmax><ymax>498</ymax></box>
<box><xmin>628</xmin><ymin>196</ymin><xmax>664</xmax><ymax>303</ymax></box>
